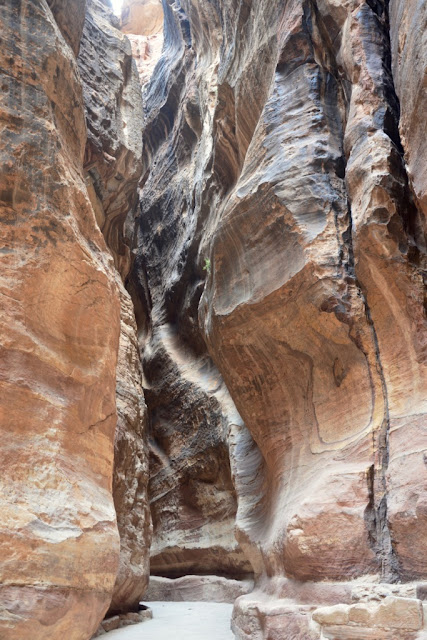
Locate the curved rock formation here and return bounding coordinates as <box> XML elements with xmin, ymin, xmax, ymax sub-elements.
<box><xmin>135</xmin><ymin>0</ymin><xmax>427</xmax><ymax>637</ymax></box>
<box><xmin>1</xmin><ymin>0</ymin><xmax>427</xmax><ymax>638</ymax></box>
<box><xmin>390</xmin><ymin>0</ymin><xmax>427</xmax><ymax>233</ymax></box>
<box><xmin>0</xmin><ymin>1</ymin><xmax>120</xmax><ymax>637</ymax></box>
<box><xmin>121</xmin><ymin>0</ymin><xmax>163</xmax><ymax>36</ymax></box>
<box><xmin>78</xmin><ymin>0</ymin><xmax>151</xmax><ymax>614</ymax></box>
<box><xmin>1</xmin><ymin>0</ymin><xmax>150</xmax><ymax>636</ymax></box>
<box><xmin>129</xmin><ymin>0</ymin><xmax>251</xmax><ymax>579</ymax></box>
<box><xmin>78</xmin><ymin>0</ymin><xmax>144</xmax><ymax>278</ymax></box>
<box><xmin>121</xmin><ymin>0</ymin><xmax>164</xmax><ymax>90</ymax></box>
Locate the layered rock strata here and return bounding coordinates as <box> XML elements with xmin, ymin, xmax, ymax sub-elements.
<box><xmin>129</xmin><ymin>0</ymin><xmax>251</xmax><ymax>578</ymax></box>
<box><xmin>1</xmin><ymin>0</ymin><xmax>149</xmax><ymax>637</ymax></box>
<box><xmin>0</xmin><ymin>1</ymin><xmax>120</xmax><ymax>637</ymax></box>
<box><xmin>135</xmin><ymin>0</ymin><xmax>427</xmax><ymax>636</ymax></box>
<box><xmin>78</xmin><ymin>0</ymin><xmax>151</xmax><ymax>614</ymax></box>
<box><xmin>390</xmin><ymin>0</ymin><xmax>427</xmax><ymax>233</ymax></box>
<box><xmin>138</xmin><ymin>320</ymin><xmax>252</xmax><ymax>578</ymax></box>
<box><xmin>1</xmin><ymin>0</ymin><xmax>426</xmax><ymax>638</ymax></box>
<box><xmin>145</xmin><ymin>575</ymin><xmax>254</xmax><ymax>603</ymax></box>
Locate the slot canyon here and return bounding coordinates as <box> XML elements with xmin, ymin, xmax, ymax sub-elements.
<box><xmin>1</xmin><ymin>0</ymin><xmax>426</xmax><ymax>638</ymax></box>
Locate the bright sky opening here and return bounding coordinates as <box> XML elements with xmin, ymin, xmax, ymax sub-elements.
<box><xmin>111</xmin><ymin>0</ymin><xmax>123</xmax><ymax>16</ymax></box>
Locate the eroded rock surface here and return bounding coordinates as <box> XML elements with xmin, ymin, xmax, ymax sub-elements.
<box><xmin>0</xmin><ymin>1</ymin><xmax>120</xmax><ymax>637</ymax></box>
<box><xmin>78</xmin><ymin>0</ymin><xmax>151</xmax><ymax>614</ymax></box>
<box><xmin>139</xmin><ymin>324</ymin><xmax>251</xmax><ymax>578</ymax></box>
<box><xmin>121</xmin><ymin>0</ymin><xmax>164</xmax><ymax>89</ymax></box>
<box><xmin>1</xmin><ymin>0</ymin><xmax>150</xmax><ymax>636</ymax></box>
<box><xmin>78</xmin><ymin>0</ymin><xmax>144</xmax><ymax>278</ymax></box>
<box><xmin>2</xmin><ymin>0</ymin><xmax>427</xmax><ymax>637</ymax></box>
<box><xmin>390</xmin><ymin>0</ymin><xmax>427</xmax><ymax>233</ymax></box>
<box><xmin>129</xmin><ymin>0</ymin><xmax>251</xmax><ymax>578</ymax></box>
<box><xmin>135</xmin><ymin>0</ymin><xmax>427</xmax><ymax>636</ymax></box>
<box><xmin>109</xmin><ymin>284</ymin><xmax>151</xmax><ymax>613</ymax></box>
<box><xmin>145</xmin><ymin>575</ymin><xmax>253</xmax><ymax>603</ymax></box>
<box><xmin>47</xmin><ymin>0</ymin><xmax>87</xmax><ymax>55</ymax></box>
<box><xmin>121</xmin><ymin>0</ymin><xmax>163</xmax><ymax>36</ymax></box>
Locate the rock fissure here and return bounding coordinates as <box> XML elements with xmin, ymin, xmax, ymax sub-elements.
<box><xmin>361</xmin><ymin>287</ymin><xmax>397</xmax><ymax>581</ymax></box>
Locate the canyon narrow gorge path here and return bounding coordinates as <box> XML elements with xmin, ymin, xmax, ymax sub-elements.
<box><xmin>105</xmin><ymin>602</ymin><xmax>234</xmax><ymax>639</ymax></box>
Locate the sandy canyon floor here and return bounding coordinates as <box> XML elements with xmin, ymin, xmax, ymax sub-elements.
<box><xmin>105</xmin><ymin>602</ymin><xmax>234</xmax><ymax>639</ymax></box>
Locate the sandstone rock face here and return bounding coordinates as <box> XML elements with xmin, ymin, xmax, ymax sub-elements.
<box><xmin>121</xmin><ymin>0</ymin><xmax>163</xmax><ymax>36</ymax></box>
<box><xmin>121</xmin><ymin>0</ymin><xmax>164</xmax><ymax>90</ymax></box>
<box><xmin>233</xmin><ymin>590</ymin><xmax>427</xmax><ymax>640</ymax></box>
<box><xmin>390</xmin><ymin>0</ymin><xmax>427</xmax><ymax>232</ymax></box>
<box><xmin>47</xmin><ymin>0</ymin><xmax>87</xmax><ymax>55</ymax></box>
<box><xmin>77</xmin><ymin>0</ymin><xmax>151</xmax><ymax>614</ymax></box>
<box><xmin>312</xmin><ymin>596</ymin><xmax>424</xmax><ymax>638</ymax></box>
<box><xmin>109</xmin><ymin>284</ymin><xmax>151</xmax><ymax>613</ymax></box>
<box><xmin>138</xmin><ymin>324</ymin><xmax>251</xmax><ymax>578</ymax></box>
<box><xmin>135</xmin><ymin>0</ymin><xmax>427</xmax><ymax>636</ymax></box>
<box><xmin>0</xmin><ymin>1</ymin><xmax>121</xmax><ymax>638</ymax></box>
<box><xmin>78</xmin><ymin>0</ymin><xmax>144</xmax><ymax>278</ymax></box>
<box><xmin>129</xmin><ymin>0</ymin><xmax>251</xmax><ymax>578</ymax></box>
<box><xmin>2</xmin><ymin>0</ymin><xmax>427</xmax><ymax>637</ymax></box>
<box><xmin>145</xmin><ymin>575</ymin><xmax>254</xmax><ymax>603</ymax></box>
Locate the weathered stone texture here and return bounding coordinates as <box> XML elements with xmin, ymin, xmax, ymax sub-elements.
<box><xmin>1</xmin><ymin>0</ymin><xmax>152</xmax><ymax>635</ymax></box>
<box><xmin>77</xmin><ymin>0</ymin><xmax>151</xmax><ymax>614</ymax></box>
<box><xmin>121</xmin><ymin>0</ymin><xmax>163</xmax><ymax>36</ymax></box>
<box><xmin>129</xmin><ymin>0</ymin><xmax>251</xmax><ymax>578</ymax></box>
<box><xmin>0</xmin><ymin>1</ymin><xmax>121</xmax><ymax>637</ymax></box>
<box><xmin>2</xmin><ymin>0</ymin><xmax>427</xmax><ymax>637</ymax></box>
<box><xmin>135</xmin><ymin>0</ymin><xmax>427</xmax><ymax>636</ymax></box>
<box><xmin>78</xmin><ymin>0</ymin><xmax>145</xmax><ymax>277</ymax></box>
<box><xmin>120</xmin><ymin>0</ymin><xmax>164</xmax><ymax>90</ymax></box>
<box><xmin>390</xmin><ymin>0</ymin><xmax>427</xmax><ymax>233</ymax></box>
<box><xmin>47</xmin><ymin>0</ymin><xmax>87</xmax><ymax>55</ymax></box>
<box><xmin>141</xmin><ymin>325</ymin><xmax>251</xmax><ymax>578</ymax></box>
<box><xmin>109</xmin><ymin>282</ymin><xmax>151</xmax><ymax>613</ymax></box>
<box><xmin>145</xmin><ymin>575</ymin><xmax>254</xmax><ymax>603</ymax></box>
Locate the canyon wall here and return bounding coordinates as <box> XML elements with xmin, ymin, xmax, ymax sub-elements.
<box><xmin>390</xmin><ymin>0</ymin><xmax>427</xmax><ymax>233</ymax></box>
<box><xmin>1</xmin><ymin>0</ymin><xmax>426</xmax><ymax>639</ymax></box>
<box><xmin>77</xmin><ymin>0</ymin><xmax>151</xmax><ymax>614</ymax></box>
<box><xmin>0</xmin><ymin>0</ymin><xmax>149</xmax><ymax>637</ymax></box>
<box><xmin>129</xmin><ymin>0</ymin><xmax>252</xmax><ymax>579</ymax></box>
<box><xmin>121</xmin><ymin>0</ymin><xmax>164</xmax><ymax>87</ymax></box>
<box><xmin>136</xmin><ymin>0</ymin><xmax>427</xmax><ymax>637</ymax></box>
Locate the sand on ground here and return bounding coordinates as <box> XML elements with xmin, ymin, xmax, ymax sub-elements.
<box><xmin>103</xmin><ymin>601</ymin><xmax>235</xmax><ymax>639</ymax></box>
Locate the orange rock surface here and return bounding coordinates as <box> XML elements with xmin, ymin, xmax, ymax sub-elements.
<box><xmin>1</xmin><ymin>0</ymin><xmax>427</xmax><ymax>639</ymax></box>
<box><xmin>1</xmin><ymin>0</ymin><xmax>150</xmax><ymax>636</ymax></box>
<box><xmin>78</xmin><ymin>0</ymin><xmax>151</xmax><ymax>614</ymax></box>
<box><xmin>135</xmin><ymin>0</ymin><xmax>427</xmax><ymax>637</ymax></box>
<box><xmin>0</xmin><ymin>1</ymin><xmax>120</xmax><ymax>637</ymax></box>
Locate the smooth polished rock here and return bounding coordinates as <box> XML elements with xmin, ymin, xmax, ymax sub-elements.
<box><xmin>121</xmin><ymin>0</ymin><xmax>163</xmax><ymax>36</ymax></box>
<box><xmin>0</xmin><ymin>1</ymin><xmax>121</xmax><ymax>637</ymax></box>
<box><xmin>135</xmin><ymin>0</ymin><xmax>427</xmax><ymax>637</ymax></box>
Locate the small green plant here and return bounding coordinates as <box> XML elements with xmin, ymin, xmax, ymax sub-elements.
<box><xmin>203</xmin><ymin>257</ymin><xmax>211</xmax><ymax>275</ymax></box>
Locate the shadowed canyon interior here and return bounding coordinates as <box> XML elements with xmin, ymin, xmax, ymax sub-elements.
<box><xmin>1</xmin><ymin>0</ymin><xmax>426</xmax><ymax>638</ymax></box>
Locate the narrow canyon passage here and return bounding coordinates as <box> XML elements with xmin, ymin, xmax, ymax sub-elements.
<box><xmin>1</xmin><ymin>0</ymin><xmax>427</xmax><ymax>639</ymax></box>
<box><xmin>101</xmin><ymin>602</ymin><xmax>234</xmax><ymax>640</ymax></box>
